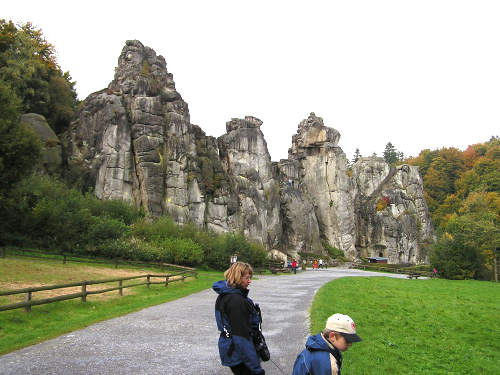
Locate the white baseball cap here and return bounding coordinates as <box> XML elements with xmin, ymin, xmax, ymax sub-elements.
<box><xmin>325</xmin><ymin>313</ymin><xmax>362</xmax><ymax>342</ymax></box>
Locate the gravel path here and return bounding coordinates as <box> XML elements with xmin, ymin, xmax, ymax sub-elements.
<box><xmin>0</xmin><ymin>268</ymin><xmax>408</xmax><ymax>375</ymax></box>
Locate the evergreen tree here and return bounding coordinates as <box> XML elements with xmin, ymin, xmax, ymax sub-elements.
<box><xmin>352</xmin><ymin>148</ymin><xmax>361</xmax><ymax>163</ymax></box>
<box><xmin>383</xmin><ymin>142</ymin><xmax>398</xmax><ymax>165</ymax></box>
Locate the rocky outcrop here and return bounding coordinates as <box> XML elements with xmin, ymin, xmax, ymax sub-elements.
<box><xmin>218</xmin><ymin>116</ymin><xmax>281</xmax><ymax>248</ymax></box>
<box><xmin>283</xmin><ymin>113</ymin><xmax>357</xmax><ymax>259</ymax></box>
<box><xmin>64</xmin><ymin>40</ymin><xmax>433</xmax><ymax>264</ymax></box>
<box><xmin>352</xmin><ymin>158</ymin><xmax>433</xmax><ymax>263</ymax></box>
<box><xmin>22</xmin><ymin>113</ymin><xmax>63</xmax><ymax>175</ymax></box>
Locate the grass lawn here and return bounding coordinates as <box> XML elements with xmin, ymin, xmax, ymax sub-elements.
<box><xmin>310</xmin><ymin>277</ymin><xmax>500</xmax><ymax>375</ymax></box>
<box><xmin>0</xmin><ymin>255</ymin><xmax>223</xmax><ymax>355</ymax></box>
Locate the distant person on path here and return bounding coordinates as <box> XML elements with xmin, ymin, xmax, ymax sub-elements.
<box><xmin>313</xmin><ymin>259</ymin><xmax>318</xmax><ymax>270</ymax></box>
<box><xmin>213</xmin><ymin>262</ymin><xmax>265</xmax><ymax>375</ymax></box>
<box><xmin>292</xmin><ymin>259</ymin><xmax>297</xmax><ymax>274</ymax></box>
<box><xmin>292</xmin><ymin>313</ymin><xmax>362</xmax><ymax>375</ymax></box>
<box><xmin>319</xmin><ymin>259</ymin><xmax>323</xmax><ymax>269</ymax></box>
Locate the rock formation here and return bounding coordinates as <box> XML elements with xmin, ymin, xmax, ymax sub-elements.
<box><xmin>22</xmin><ymin>113</ymin><xmax>63</xmax><ymax>175</ymax></box>
<box><xmin>63</xmin><ymin>40</ymin><xmax>433</xmax><ymax>264</ymax></box>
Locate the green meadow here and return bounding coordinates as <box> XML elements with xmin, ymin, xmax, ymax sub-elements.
<box><xmin>0</xmin><ymin>256</ymin><xmax>223</xmax><ymax>355</ymax></box>
<box><xmin>310</xmin><ymin>277</ymin><xmax>500</xmax><ymax>374</ymax></box>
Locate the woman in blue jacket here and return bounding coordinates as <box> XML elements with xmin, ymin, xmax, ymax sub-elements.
<box><xmin>213</xmin><ymin>262</ymin><xmax>265</xmax><ymax>375</ymax></box>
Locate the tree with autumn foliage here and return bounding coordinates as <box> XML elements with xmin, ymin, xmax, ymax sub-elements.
<box><xmin>431</xmin><ymin>192</ymin><xmax>500</xmax><ymax>279</ymax></box>
<box><xmin>407</xmin><ymin>137</ymin><xmax>500</xmax><ymax>280</ymax></box>
<box><xmin>0</xmin><ymin>19</ymin><xmax>78</xmax><ymax>134</ymax></box>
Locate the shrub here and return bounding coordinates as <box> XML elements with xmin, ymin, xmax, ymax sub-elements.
<box><xmin>131</xmin><ymin>216</ymin><xmax>180</xmax><ymax>241</ymax></box>
<box><xmin>198</xmin><ymin>232</ymin><xmax>268</xmax><ymax>270</ymax></box>
<box><xmin>159</xmin><ymin>237</ymin><xmax>203</xmax><ymax>266</ymax></box>
<box><xmin>85</xmin><ymin>196</ymin><xmax>144</xmax><ymax>225</ymax></box>
<box><xmin>431</xmin><ymin>234</ymin><xmax>483</xmax><ymax>279</ymax></box>
<box><xmin>81</xmin><ymin>217</ymin><xmax>129</xmax><ymax>247</ymax></box>
<box><xmin>322</xmin><ymin>242</ymin><xmax>345</xmax><ymax>259</ymax></box>
<box><xmin>194</xmin><ymin>230</ymin><xmax>227</xmax><ymax>270</ymax></box>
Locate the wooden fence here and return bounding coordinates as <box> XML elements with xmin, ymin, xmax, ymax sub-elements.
<box><xmin>0</xmin><ymin>270</ymin><xmax>197</xmax><ymax>313</ymax></box>
<box><xmin>1</xmin><ymin>247</ymin><xmax>195</xmax><ymax>271</ymax></box>
<box><xmin>352</xmin><ymin>264</ymin><xmax>434</xmax><ymax>278</ymax></box>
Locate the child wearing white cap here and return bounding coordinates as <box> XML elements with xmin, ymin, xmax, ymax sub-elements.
<box><xmin>292</xmin><ymin>313</ymin><xmax>362</xmax><ymax>375</ymax></box>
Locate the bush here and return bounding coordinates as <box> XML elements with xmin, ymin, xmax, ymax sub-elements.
<box><xmin>322</xmin><ymin>241</ymin><xmax>345</xmax><ymax>259</ymax></box>
<box><xmin>3</xmin><ymin>174</ymin><xmax>273</xmax><ymax>269</ymax></box>
<box><xmin>431</xmin><ymin>233</ymin><xmax>484</xmax><ymax>280</ymax></box>
<box><xmin>85</xmin><ymin>195</ymin><xmax>144</xmax><ymax>225</ymax></box>
<box><xmin>29</xmin><ymin>190</ymin><xmax>93</xmax><ymax>251</ymax></box>
<box><xmin>81</xmin><ymin>217</ymin><xmax>129</xmax><ymax>247</ymax></box>
<box><xmin>4</xmin><ymin>174</ymin><xmax>142</xmax><ymax>253</ymax></box>
<box><xmin>198</xmin><ymin>232</ymin><xmax>268</xmax><ymax>270</ymax></box>
<box><xmin>160</xmin><ymin>237</ymin><xmax>203</xmax><ymax>266</ymax></box>
<box><xmin>131</xmin><ymin>216</ymin><xmax>180</xmax><ymax>241</ymax></box>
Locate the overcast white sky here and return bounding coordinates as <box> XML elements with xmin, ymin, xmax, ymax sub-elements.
<box><xmin>4</xmin><ymin>1</ymin><xmax>499</xmax><ymax>161</ymax></box>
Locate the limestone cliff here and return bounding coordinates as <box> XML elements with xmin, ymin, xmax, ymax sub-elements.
<box><xmin>64</xmin><ymin>40</ymin><xmax>433</xmax><ymax>264</ymax></box>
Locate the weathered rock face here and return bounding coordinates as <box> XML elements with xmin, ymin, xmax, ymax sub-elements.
<box><xmin>66</xmin><ymin>40</ymin><xmax>237</xmax><ymax>231</ymax></box>
<box><xmin>284</xmin><ymin>113</ymin><xmax>357</xmax><ymax>259</ymax></box>
<box><xmin>65</xmin><ymin>40</ymin><xmax>434</xmax><ymax>264</ymax></box>
<box><xmin>352</xmin><ymin>158</ymin><xmax>433</xmax><ymax>263</ymax></box>
<box><xmin>278</xmin><ymin>158</ymin><xmax>323</xmax><ymax>253</ymax></box>
<box><xmin>22</xmin><ymin>113</ymin><xmax>63</xmax><ymax>175</ymax></box>
<box><xmin>218</xmin><ymin>116</ymin><xmax>282</xmax><ymax>248</ymax></box>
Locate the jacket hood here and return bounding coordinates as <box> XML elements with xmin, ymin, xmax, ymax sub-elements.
<box><xmin>212</xmin><ymin>280</ymin><xmax>245</xmax><ymax>296</ymax></box>
<box><xmin>305</xmin><ymin>333</ymin><xmax>337</xmax><ymax>353</ymax></box>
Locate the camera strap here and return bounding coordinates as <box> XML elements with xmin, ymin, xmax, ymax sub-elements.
<box><xmin>270</xmin><ymin>358</ymin><xmax>287</xmax><ymax>375</ymax></box>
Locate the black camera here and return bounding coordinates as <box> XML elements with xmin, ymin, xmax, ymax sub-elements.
<box><xmin>253</xmin><ymin>330</ymin><xmax>270</xmax><ymax>362</ymax></box>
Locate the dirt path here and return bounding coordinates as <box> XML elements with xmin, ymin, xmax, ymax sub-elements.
<box><xmin>0</xmin><ymin>268</ymin><xmax>408</xmax><ymax>375</ymax></box>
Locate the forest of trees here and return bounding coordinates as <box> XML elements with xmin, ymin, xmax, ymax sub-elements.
<box><xmin>1</xmin><ymin>19</ymin><xmax>498</xmax><ymax>278</ymax></box>
<box><xmin>0</xmin><ymin>19</ymin><xmax>78</xmax><ymax>195</ymax></box>
<box><xmin>405</xmin><ymin>139</ymin><xmax>500</xmax><ymax>280</ymax></box>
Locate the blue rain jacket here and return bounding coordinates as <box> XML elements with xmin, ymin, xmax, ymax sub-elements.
<box><xmin>292</xmin><ymin>333</ymin><xmax>343</xmax><ymax>375</ymax></box>
<box><xmin>213</xmin><ymin>280</ymin><xmax>264</xmax><ymax>374</ymax></box>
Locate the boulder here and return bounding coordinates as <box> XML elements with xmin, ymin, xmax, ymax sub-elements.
<box><xmin>21</xmin><ymin>113</ymin><xmax>62</xmax><ymax>175</ymax></box>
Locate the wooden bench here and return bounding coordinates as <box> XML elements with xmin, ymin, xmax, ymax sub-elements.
<box><xmin>407</xmin><ymin>272</ymin><xmax>421</xmax><ymax>279</ymax></box>
<box><xmin>270</xmin><ymin>267</ymin><xmax>291</xmax><ymax>274</ymax></box>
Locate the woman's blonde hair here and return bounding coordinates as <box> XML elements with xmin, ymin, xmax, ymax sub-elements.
<box><xmin>224</xmin><ymin>261</ymin><xmax>253</xmax><ymax>288</ymax></box>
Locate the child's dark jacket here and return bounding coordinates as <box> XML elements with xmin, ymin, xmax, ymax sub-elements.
<box><xmin>213</xmin><ymin>280</ymin><xmax>264</xmax><ymax>374</ymax></box>
<box><xmin>292</xmin><ymin>333</ymin><xmax>342</xmax><ymax>375</ymax></box>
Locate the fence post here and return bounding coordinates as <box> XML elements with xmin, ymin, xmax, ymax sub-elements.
<box><xmin>165</xmin><ymin>276</ymin><xmax>169</xmax><ymax>287</ymax></box>
<box><xmin>2</xmin><ymin>247</ymin><xmax>5</xmax><ymax>258</ymax></box>
<box><xmin>182</xmin><ymin>271</ymin><xmax>185</xmax><ymax>283</ymax></box>
<box><xmin>146</xmin><ymin>275</ymin><xmax>150</xmax><ymax>288</ymax></box>
<box><xmin>81</xmin><ymin>281</ymin><xmax>87</xmax><ymax>302</ymax></box>
<box><xmin>119</xmin><ymin>280</ymin><xmax>123</xmax><ymax>296</ymax></box>
<box><xmin>25</xmin><ymin>291</ymin><xmax>32</xmax><ymax>313</ymax></box>
<box><xmin>63</xmin><ymin>254</ymin><xmax>67</xmax><ymax>264</ymax></box>
<box><xmin>114</xmin><ymin>259</ymin><xmax>118</xmax><ymax>269</ymax></box>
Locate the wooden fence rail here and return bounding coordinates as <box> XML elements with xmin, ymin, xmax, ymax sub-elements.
<box><xmin>0</xmin><ymin>270</ymin><xmax>197</xmax><ymax>313</ymax></box>
<box><xmin>1</xmin><ymin>247</ymin><xmax>195</xmax><ymax>271</ymax></box>
<box><xmin>352</xmin><ymin>264</ymin><xmax>434</xmax><ymax>277</ymax></box>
